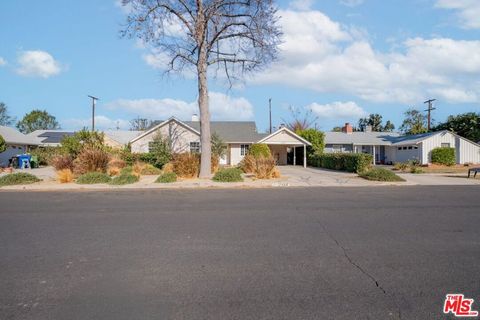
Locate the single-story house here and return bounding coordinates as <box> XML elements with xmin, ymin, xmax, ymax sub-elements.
<box><xmin>325</xmin><ymin>123</ymin><xmax>480</xmax><ymax>165</ymax></box>
<box><xmin>103</xmin><ymin>130</ymin><xmax>143</xmax><ymax>149</ymax></box>
<box><xmin>130</xmin><ymin>117</ymin><xmax>312</xmax><ymax>167</ymax></box>
<box><xmin>0</xmin><ymin>126</ymin><xmax>40</xmax><ymax>167</ymax></box>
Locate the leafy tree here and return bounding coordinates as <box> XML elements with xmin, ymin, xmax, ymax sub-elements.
<box><xmin>332</xmin><ymin>126</ymin><xmax>343</xmax><ymax>132</ymax></box>
<box><xmin>399</xmin><ymin>109</ymin><xmax>428</xmax><ymax>135</ymax></box>
<box><xmin>0</xmin><ymin>134</ymin><xmax>6</xmax><ymax>153</ymax></box>
<box><xmin>283</xmin><ymin>106</ymin><xmax>318</xmax><ymax>132</ymax></box>
<box><xmin>383</xmin><ymin>120</ymin><xmax>395</xmax><ymax>132</ymax></box>
<box><xmin>358</xmin><ymin>114</ymin><xmax>395</xmax><ymax>132</ymax></box>
<box><xmin>297</xmin><ymin>129</ymin><xmax>325</xmax><ymax>156</ymax></box>
<box><xmin>434</xmin><ymin>112</ymin><xmax>480</xmax><ymax>142</ymax></box>
<box><xmin>211</xmin><ymin>132</ymin><xmax>226</xmax><ymax>158</ymax></box>
<box><xmin>0</xmin><ymin>102</ymin><xmax>15</xmax><ymax>126</ymax></box>
<box><xmin>121</xmin><ymin>0</ymin><xmax>281</xmax><ymax>178</ymax></box>
<box><xmin>16</xmin><ymin>109</ymin><xmax>60</xmax><ymax>134</ymax></box>
<box><xmin>130</xmin><ymin>118</ymin><xmax>152</xmax><ymax>131</ymax></box>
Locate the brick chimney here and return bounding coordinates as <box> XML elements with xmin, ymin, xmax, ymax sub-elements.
<box><xmin>342</xmin><ymin>123</ymin><xmax>353</xmax><ymax>134</ymax></box>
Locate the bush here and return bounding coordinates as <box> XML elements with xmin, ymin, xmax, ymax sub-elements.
<box><xmin>73</xmin><ymin>147</ymin><xmax>110</xmax><ymax>175</ymax></box>
<box><xmin>120</xmin><ymin>150</ymin><xmax>140</xmax><ymax>166</ymax></box>
<box><xmin>57</xmin><ymin>169</ymin><xmax>74</xmax><ymax>183</ymax></box>
<box><xmin>155</xmin><ymin>172</ymin><xmax>177</xmax><ymax>183</ymax></box>
<box><xmin>139</xmin><ymin>152</ymin><xmax>170</xmax><ymax>169</ymax></box>
<box><xmin>248</xmin><ymin>144</ymin><xmax>271</xmax><ymax>158</ymax></box>
<box><xmin>0</xmin><ymin>134</ymin><xmax>7</xmax><ymax>153</ymax></box>
<box><xmin>139</xmin><ymin>163</ymin><xmax>162</xmax><ymax>175</ymax></box>
<box><xmin>0</xmin><ymin>173</ymin><xmax>41</xmax><ymax>186</ymax></box>
<box><xmin>393</xmin><ymin>162</ymin><xmax>409</xmax><ymax>172</ymax></box>
<box><xmin>431</xmin><ymin>147</ymin><xmax>456</xmax><ymax>166</ymax></box>
<box><xmin>110</xmin><ymin>173</ymin><xmax>139</xmax><ymax>185</ymax></box>
<box><xmin>107</xmin><ymin>157</ymin><xmax>126</xmax><ymax>176</ymax></box>
<box><xmin>29</xmin><ymin>147</ymin><xmax>61</xmax><ymax>166</ymax></box>
<box><xmin>359</xmin><ymin>168</ymin><xmax>405</xmax><ymax>182</ymax></box>
<box><xmin>162</xmin><ymin>162</ymin><xmax>174</xmax><ymax>173</ymax></box>
<box><xmin>239</xmin><ymin>155</ymin><xmax>279</xmax><ymax>179</ymax></box>
<box><xmin>172</xmin><ymin>153</ymin><xmax>200</xmax><ymax>178</ymax></box>
<box><xmin>50</xmin><ymin>154</ymin><xmax>74</xmax><ymax>171</ymax></box>
<box><xmin>211</xmin><ymin>155</ymin><xmax>220</xmax><ymax>174</ymax></box>
<box><xmin>61</xmin><ymin>129</ymin><xmax>105</xmax><ymax>157</ymax></box>
<box><xmin>213</xmin><ymin>168</ymin><xmax>244</xmax><ymax>182</ymax></box>
<box><xmin>76</xmin><ymin>172</ymin><xmax>112</xmax><ymax>184</ymax></box>
<box><xmin>410</xmin><ymin>166</ymin><xmax>424</xmax><ymax>174</ymax></box>
<box><xmin>310</xmin><ymin>153</ymin><xmax>373</xmax><ymax>173</ymax></box>
<box><xmin>297</xmin><ymin>129</ymin><xmax>325</xmax><ymax>156</ymax></box>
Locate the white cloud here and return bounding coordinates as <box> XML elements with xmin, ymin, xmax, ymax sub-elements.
<box><xmin>63</xmin><ymin>116</ymin><xmax>130</xmax><ymax>130</ymax></box>
<box><xmin>0</xmin><ymin>57</ymin><xmax>6</xmax><ymax>66</ymax></box>
<box><xmin>16</xmin><ymin>50</ymin><xmax>63</xmax><ymax>78</ymax></box>
<box><xmin>309</xmin><ymin>101</ymin><xmax>367</xmax><ymax>120</ymax></box>
<box><xmin>253</xmin><ymin>8</ymin><xmax>480</xmax><ymax>104</ymax></box>
<box><xmin>435</xmin><ymin>0</ymin><xmax>480</xmax><ymax>29</ymax></box>
<box><xmin>340</xmin><ymin>0</ymin><xmax>364</xmax><ymax>7</ymax></box>
<box><xmin>290</xmin><ymin>0</ymin><xmax>314</xmax><ymax>11</ymax></box>
<box><xmin>105</xmin><ymin>92</ymin><xmax>254</xmax><ymax>121</ymax></box>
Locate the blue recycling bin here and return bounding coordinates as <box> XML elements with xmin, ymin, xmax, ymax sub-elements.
<box><xmin>17</xmin><ymin>154</ymin><xmax>32</xmax><ymax>169</ymax></box>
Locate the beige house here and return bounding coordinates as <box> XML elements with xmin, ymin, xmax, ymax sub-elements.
<box><xmin>130</xmin><ymin>117</ymin><xmax>312</xmax><ymax>167</ymax></box>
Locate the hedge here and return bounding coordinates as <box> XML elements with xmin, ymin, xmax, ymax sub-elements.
<box><xmin>310</xmin><ymin>153</ymin><xmax>373</xmax><ymax>173</ymax></box>
<box><xmin>431</xmin><ymin>147</ymin><xmax>455</xmax><ymax>166</ymax></box>
<box><xmin>213</xmin><ymin>168</ymin><xmax>244</xmax><ymax>182</ymax></box>
<box><xmin>359</xmin><ymin>168</ymin><xmax>405</xmax><ymax>182</ymax></box>
<box><xmin>248</xmin><ymin>144</ymin><xmax>271</xmax><ymax>158</ymax></box>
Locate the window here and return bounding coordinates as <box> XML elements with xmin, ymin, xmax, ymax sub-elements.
<box><xmin>402</xmin><ymin>147</ymin><xmax>407</xmax><ymax>150</ymax></box>
<box><xmin>441</xmin><ymin>143</ymin><xmax>451</xmax><ymax>148</ymax></box>
<box><xmin>240</xmin><ymin>144</ymin><xmax>250</xmax><ymax>156</ymax></box>
<box><xmin>414</xmin><ymin>146</ymin><xmax>418</xmax><ymax>150</ymax></box>
<box><xmin>408</xmin><ymin>146</ymin><xmax>413</xmax><ymax>150</ymax></box>
<box><xmin>333</xmin><ymin>145</ymin><xmax>343</xmax><ymax>153</ymax></box>
<box><xmin>190</xmin><ymin>142</ymin><xmax>200</xmax><ymax>153</ymax></box>
<box><xmin>398</xmin><ymin>147</ymin><xmax>402</xmax><ymax>151</ymax></box>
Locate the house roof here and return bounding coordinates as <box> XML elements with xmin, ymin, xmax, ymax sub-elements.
<box><xmin>142</xmin><ymin>118</ymin><xmax>267</xmax><ymax>143</ymax></box>
<box><xmin>257</xmin><ymin>127</ymin><xmax>312</xmax><ymax>146</ymax></box>
<box><xmin>0</xmin><ymin>126</ymin><xmax>40</xmax><ymax>145</ymax></box>
<box><xmin>390</xmin><ymin>131</ymin><xmax>441</xmax><ymax>146</ymax></box>
<box><xmin>324</xmin><ymin>131</ymin><xmax>400</xmax><ymax>146</ymax></box>
<box><xmin>104</xmin><ymin>130</ymin><xmax>143</xmax><ymax>145</ymax></box>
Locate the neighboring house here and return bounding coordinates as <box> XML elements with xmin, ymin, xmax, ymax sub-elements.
<box><xmin>103</xmin><ymin>130</ymin><xmax>143</xmax><ymax>149</ymax></box>
<box><xmin>27</xmin><ymin>130</ymin><xmax>75</xmax><ymax>147</ymax></box>
<box><xmin>325</xmin><ymin>123</ymin><xmax>480</xmax><ymax>165</ymax></box>
<box><xmin>130</xmin><ymin>117</ymin><xmax>312</xmax><ymax>167</ymax></box>
<box><xmin>0</xmin><ymin>126</ymin><xmax>40</xmax><ymax>167</ymax></box>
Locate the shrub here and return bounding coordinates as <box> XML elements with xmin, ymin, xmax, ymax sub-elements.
<box><xmin>61</xmin><ymin>129</ymin><xmax>105</xmax><ymax>157</ymax></box>
<box><xmin>310</xmin><ymin>153</ymin><xmax>373</xmax><ymax>173</ymax></box>
<box><xmin>239</xmin><ymin>154</ymin><xmax>256</xmax><ymax>173</ymax></box>
<box><xmin>393</xmin><ymin>162</ymin><xmax>409</xmax><ymax>172</ymax></box>
<box><xmin>248</xmin><ymin>144</ymin><xmax>271</xmax><ymax>158</ymax></box>
<box><xmin>297</xmin><ymin>129</ymin><xmax>325</xmax><ymax>156</ymax></box>
<box><xmin>73</xmin><ymin>147</ymin><xmax>110</xmax><ymax>175</ymax></box>
<box><xmin>172</xmin><ymin>153</ymin><xmax>200</xmax><ymax>178</ymax></box>
<box><xmin>239</xmin><ymin>155</ymin><xmax>278</xmax><ymax>179</ymax></box>
<box><xmin>140</xmin><ymin>163</ymin><xmax>162</xmax><ymax>175</ymax></box>
<box><xmin>120</xmin><ymin>150</ymin><xmax>140</xmax><ymax>166</ymax></box>
<box><xmin>57</xmin><ymin>169</ymin><xmax>74</xmax><ymax>183</ymax></box>
<box><xmin>211</xmin><ymin>155</ymin><xmax>220</xmax><ymax>174</ymax></box>
<box><xmin>29</xmin><ymin>147</ymin><xmax>61</xmax><ymax>166</ymax></box>
<box><xmin>139</xmin><ymin>152</ymin><xmax>170</xmax><ymax>169</ymax></box>
<box><xmin>50</xmin><ymin>154</ymin><xmax>74</xmax><ymax>171</ymax></box>
<box><xmin>0</xmin><ymin>134</ymin><xmax>6</xmax><ymax>153</ymax></box>
<box><xmin>144</xmin><ymin>133</ymin><xmax>172</xmax><ymax>168</ymax></box>
<box><xmin>107</xmin><ymin>157</ymin><xmax>126</xmax><ymax>176</ymax></box>
<box><xmin>155</xmin><ymin>172</ymin><xmax>177</xmax><ymax>183</ymax></box>
<box><xmin>359</xmin><ymin>168</ymin><xmax>405</xmax><ymax>182</ymax></box>
<box><xmin>410</xmin><ymin>166</ymin><xmax>424</xmax><ymax>174</ymax></box>
<box><xmin>162</xmin><ymin>162</ymin><xmax>174</xmax><ymax>173</ymax></box>
<box><xmin>431</xmin><ymin>147</ymin><xmax>456</xmax><ymax>166</ymax></box>
<box><xmin>76</xmin><ymin>172</ymin><xmax>112</xmax><ymax>184</ymax></box>
<box><xmin>110</xmin><ymin>173</ymin><xmax>139</xmax><ymax>185</ymax></box>
<box><xmin>0</xmin><ymin>173</ymin><xmax>41</xmax><ymax>186</ymax></box>
<box><xmin>213</xmin><ymin>168</ymin><xmax>244</xmax><ymax>182</ymax></box>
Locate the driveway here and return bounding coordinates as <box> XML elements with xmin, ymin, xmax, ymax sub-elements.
<box><xmin>1</xmin><ymin>187</ymin><xmax>479</xmax><ymax>319</ymax></box>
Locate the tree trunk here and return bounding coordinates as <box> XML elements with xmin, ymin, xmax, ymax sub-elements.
<box><xmin>197</xmin><ymin>44</ymin><xmax>212</xmax><ymax>178</ymax></box>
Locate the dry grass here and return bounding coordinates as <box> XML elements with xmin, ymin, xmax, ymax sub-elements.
<box><xmin>56</xmin><ymin>169</ymin><xmax>74</xmax><ymax>183</ymax></box>
<box><xmin>107</xmin><ymin>166</ymin><xmax>122</xmax><ymax>176</ymax></box>
<box><xmin>73</xmin><ymin>147</ymin><xmax>110</xmax><ymax>175</ymax></box>
<box><xmin>172</xmin><ymin>153</ymin><xmax>200</xmax><ymax>178</ymax></box>
<box><xmin>211</xmin><ymin>156</ymin><xmax>220</xmax><ymax>174</ymax></box>
<box><xmin>240</xmin><ymin>155</ymin><xmax>279</xmax><ymax>179</ymax></box>
<box><xmin>162</xmin><ymin>162</ymin><xmax>174</xmax><ymax>173</ymax></box>
<box><xmin>419</xmin><ymin>165</ymin><xmax>472</xmax><ymax>174</ymax></box>
<box><xmin>50</xmin><ymin>155</ymin><xmax>74</xmax><ymax>171</ymax></box>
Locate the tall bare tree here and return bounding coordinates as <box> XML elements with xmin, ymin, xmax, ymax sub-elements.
<box><xmin>121</xmin><ymin>0</ymin><xmax>281</xmax><ymax>178</ymax></box>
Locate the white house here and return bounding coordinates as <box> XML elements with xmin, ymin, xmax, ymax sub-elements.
<box><xmin>324</xmin><ymin>123</ymin><xmax>480</xmax><ymax>165</ymax></box>
<box><xmin>130</xmin><ymin>117</ymin><xmax>312</xmax><ymax>167</ymax></box>
<box><xmin>0</xmin><ymin>126</ymin><xmax>40</xmax><ymax>167</ymax></box>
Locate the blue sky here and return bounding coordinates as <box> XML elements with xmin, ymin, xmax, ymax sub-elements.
<box><xmin>0</xmin><ymin>0</ymin><xmax>479</xmax><ymax>132</ymax></box>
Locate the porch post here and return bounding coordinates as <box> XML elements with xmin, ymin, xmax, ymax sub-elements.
<box><xmin>293</xmin><ymin>146</ymin><xmax>296</xmax><ymax>166</ymax></box>
<box><xmin>372</xmin><ymin>145</ymin><xmax>376</xmax><ymax>165</ymax></box>
<box><xmin>303</xmin><ymin>144</ymin><xmax>307</xmax><ymax>168</ymax></box>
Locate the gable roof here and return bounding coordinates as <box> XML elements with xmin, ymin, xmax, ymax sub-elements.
<box><xmin>324</xmin><ymin>131</ymin><xmax>400</xmax><ymax>146</ymax></box>
<box><xmin>104</xmin><ymin>130</ymin><xmax>143</xmax><ymax>145</ymax></box>
<box><xmin>135</xmin><ymin>117</ymin><xmax>266</xmax><ymax>143</ymax></box>
<box><xmin>258</xmin><ymin>127</ymin><xmax>312</xmax><ymax>146</ymax></box>
<box><xmin>0</xmin><ymin>126</ymin><xmax>40</xmax><ymax>145</ymax></box>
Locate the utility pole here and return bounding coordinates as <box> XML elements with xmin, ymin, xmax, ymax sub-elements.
<box><xmin>269</xmin><ymin>98</ymin><xmax>272</xmax><ymax>134</ymax></box>
<box><xmin>424</xmin><ymin>99</ymin><xmax>436</xmax><ymax>131</ymax></box>
<box><xmin>88</xmin><ymin>95</ymin><xmax>99</xmax><ymax>131</ymax></box>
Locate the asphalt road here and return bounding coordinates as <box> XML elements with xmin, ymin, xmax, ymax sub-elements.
<box><xmin>1</xmin><ymin>186</ymin><xmax>479</xmax><ymax>320</ymax></box>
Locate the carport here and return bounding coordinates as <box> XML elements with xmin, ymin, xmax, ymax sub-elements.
<box><xmin>257</xmin><ymin>127</ymin><xmax>312</xmax><ymax>168</ymax></box>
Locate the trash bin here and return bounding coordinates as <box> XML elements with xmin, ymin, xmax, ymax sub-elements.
<box><xmin>17</xmin><ymin>154</ymin><xmax>32</xmax><ymax>169</ymax></box>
